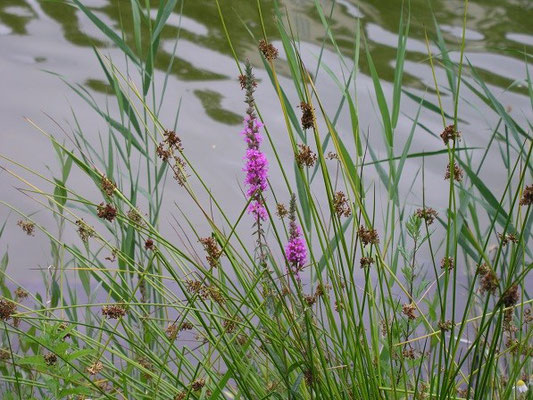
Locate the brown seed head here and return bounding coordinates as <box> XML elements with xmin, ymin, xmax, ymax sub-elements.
<box><xmin>498</xmin><ymin>232</ymin><xmax>518</xmax><ymax>247</ymax></box>
<box><xmin>438</xmin><ymin>320</ymin><xmax>453</xmax><ymax>332</ymax></box>
<box><xmin>76</xmin><ymin>219</ymin><xmax>95</xmax><ymax>243</ymax></box>
<box><xmin>402</xmin><ymin>302</ymin><xmax>417</xmax><ymax>320</ymax></box>
<box><xmin>444</xmin><ymin>162</ymin><xmax>464</xmax><ymax>182</ymax></box>
<box><xmin>333</xmin><ymin>191</ymin><xmax>351</xmax><ymax>218</ymax></box>
<box><xmin>199</xmin><ymin>236</ymin><xmax>223</xmax><ymax>268</ymax></box>
<box><xmin>501</xmin><ymin>284</ymin><xmax>519</xmax><ymax>307</ymax></box>
<box><xmin>17</xmin><ymin>220</ymin><xmax>35</xmax><ymax>236</ymax></box>
<box><xmin>191</xmin><ymin>378</ymin><xmax>206</xmax><ymax>391</ymax></box>
<box><xmin>276</xmin><ymin>203</ymin><xmax>288</xmax><ymax>218</ymax></box>
<box><xmin>258</xmin><ymin>39</ymin><xmax>278</xmax><ymax>61</ymax></box>
<box><xmin>44</xmin><ymin>352</ymin><xmax>58</xmax><ymax>366</ymax></box>
<box><xmin>0</xmin><ymin>298</ymin><xmax>16</xmax><ymax>321</ymax></box>
<box><xmin>87</xmin><ymin>361</ymin><xmax>104</xmax><ymax>375</ymax></box>
<box><xmin>101</xmin><ymin>304</ymin><xmax>127</xmax><ymax>319</ymax></box>
<box><xmin>15</xmin><ymin>287</ymin><xmax>29</xmax><ymax>300</ymax></box>
<box><xmin>519</xmin><ymin>185</ymin><xmax>533</xmax><ymax>206</ymax></box>
<box><xmin>415</xmin><ymin>208</ymin><xmax>438</xmax><ymax>225</ymax></box>
<box><xmin>326</xmin><ymin>151</ymin><xmax>338</xmax><ymax>160</ymax></box>
<box><xmin>440</xmin><ymin>124</ymin><xmax>461</xmax><ymax>145</ymax></box>
<box><xmin>300</xmin><ymin>102</ymin><xmax>315</xmax><ymax>130</ymax></box>
<box><xmin>97</xmin><ymin>203</ymin><xmax>117</xmax><ymax>222</ymax></box>
<box><xmin>144</xmin><ymin>239</ymin><xmax>154</xmax><ymax>250</ymax></box>
<box><xmin>358</xmin><ymin>226</ymin><xmax>379</xmax><ymax>246</ymax></box>
<box><xmin>101</xmin><ymin>175</ymin><xmax>116</xmax><ymax>197</ymax></box>
<box><xmin>440</xmin><ymin>257</ymin><xmax>454</xmax><ymax>271</ymax></box>
<box><xmin>295</xmin><ymin>144</ymin><xmax>317</xmax><ymax>167</ymax></box>
<box><xmin>360</xmin><ymin>256</ymin><xmax>374</xmax><ymax>269</ymax></box>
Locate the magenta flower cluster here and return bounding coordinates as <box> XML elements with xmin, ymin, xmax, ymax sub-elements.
<box><xmin>285</xmin><ymin>197</ymin><xmax>307</xmax><ymax>280</ymax></box>
<box><xmin>240</xmin><ymin>64</ymin><xmax>269</xmax><ymax>221</ymax></box>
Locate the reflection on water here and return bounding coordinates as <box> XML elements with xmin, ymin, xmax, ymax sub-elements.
<box><xmin>0</xmin><ymin>0</ymin><xmax>531</xmax><ymax>283</ymax></box>
<box><xmin>1</xmin><ymin>0</ymin><xmax>531</xmax><ymax>106</ymax></box>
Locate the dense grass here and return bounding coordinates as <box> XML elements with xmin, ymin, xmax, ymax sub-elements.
<box><xmin>0</xmin><ymin>0</ymin><xmax>531</xmax><ymax>399</ymax></box>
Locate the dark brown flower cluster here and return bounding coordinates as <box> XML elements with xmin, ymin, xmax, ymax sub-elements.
<box><xmin>144</xmin><ymin>239</ymin><xmax>154</xmax><ymax>250</ymax></box>
<box><xmin>101</xmin><ymin>304</ymin><xmax>127</xmax><ymax>319</ymax></box>
<box><xmin>440</xmin><ymin>257</ymin><xmax>454</xmax><ymax>271</ymax></box>
<box><xmin>97</xmin><ymin>203</ymin><xmax>117</xmax><ymax>222</ymax></box>
<box><xmin>276</xmin><ymin>203</ymin><xmax>288</xmax><ymax>218</ymax></box>
<box><xmin>358</xmin><ymin>225</ymin><xmax>379</xmax><ymax>246</ymax></box>
<box><xmin>0</xmin><ymin>348</ymin><xmax>10</xmax><ymax>360</ymax></box>
<box><xmin>223</xmin><ymin>317</ymin><xmax>239</xmax><ymax>333</ymax></box>
<box><xmin>87</xmin><ymin>361</ymin><xmax>104</xmax><ymax>375</ymax></box>
<box><xmin>519</xmin><ymin>185</ymin><xmax>532</xmax><ymax>206</ymax></box>
<box><xmin>438</xmin><ymin>320</ymin><xmax>453</xmax><ymax>332</ymax></box>
<box><xmin>498</xmin><ymin>232</ymin><xmax>518</xmax><ymax>247</ymax></box>
<box><xmin>295</xmin><ymin>144</ymin><xmax>317</xmax><ymax>167</ymax></box>
<box><xmin>76</xmin><ymin>219</ymin><xmax>95</xmax><ymax>243</ymax></box>
<box><xmin>501</xmin><ymin>284</ymin><xmax>519</xmax><ymax>308</ymax></box>
<box><xmin>402</xmin><ymin>347</ymin><xmax>417</xmax><ymax>360</ymax></box>
<box><xmin>191</xmin><ymin>378</ymin><xmax>206</xmax><ymax>391</ymax></box>
<box><xmin>185</xmin><ymin>280</ymin><xmax>225</xmax><ymax>305</ymax></box>
<box><xmin>333</xmin><ymin>191</ymin><xmax>351</xmax><ymax>217</ymax></box>
<box><xmin>415</xmin><ymin>208</ymin><xmax>438</xmax><ymax>225</ymax></box>
<box><xmin>300</xmin><ymin>102</ymin><xmax>315</xmax><ymax>130</ymax></box>
<box><xmin>360</xmin><ymin>256</ymin><xmax>374</xmax><ymax>268</ymax></box>
<box><xmin>258</xmin><ymin>39</ymin><xmax>278</xmax><ymax>61</ymax></box>
<box><xmin>304</xmin><ymin>369</ymin><xmax>314</xmax><ymax>386</ymax></box>
<box><xmin>440</xmin><ymin>124</ymin><xmax>461</xmax><ymax>145</ymax></box>
<box><xmin>477</xmin><ymin>264</ymin><xmax>499</xmax><ymax>295</ymax></box>
<box><xmin>44</xmin><ymin>352</ymin><xmax>57</xmax><ymax>366</ymax></box>
<box><xmin>15</xmin><ymin>287</ymin><xmax>28</xmax><ymax>300</ymax></box>
<box><xmin>157</xmin><ymin>130</ymin><xmax>188</xmax><ymax>186</ymax></box>
<box><xmin>303</xmin><ymin>294</ymin><xmax>316</xmax><ymax>306</ymax></box>
<box><xmin>444</xmin><ymin>161</ymin><xmax>464</xmax><ymax>182</ymax></box>
<box><xmin>101</xmin><ymin>175</ymin><xmax>116</xmax><ymax>197</ymax></box>
<box><xmin>17</xmin><ymin>220</ymin><xmax>35</xmax><ymax>236</ymax></box>
<box><xmin>326</xmin><ymin>151</ymin><xmax>338</xmax><ymax>160</ymax></box>
<box><xmin>0</xmin><ymin>298</ymin><xmax>16</xmax><ymax>321</ymax></box>
<box><xmin>402</xmin><ymin>302</ymin><xmax>417</xmax><ymax>320</ymax></box>
<box><xmin>127</xmin><ymin>208</ymin><xmax>144</xmax><ymax>226</ymax></box>
<box><xmin>167</xmin><ymin>321</ymin><xmax>194</xmax><ymax>340</ymax></box>
<box><xmin>199</xmin><ymin>236</ymin><xmax>223</xmax><ymax>268</ymax></box>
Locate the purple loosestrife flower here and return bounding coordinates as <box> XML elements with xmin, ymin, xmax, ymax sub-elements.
<box><xmin>240</xmin><ymin>61</ymin><xmax>269</xmax><ymax>221</ymax></box>
<box><xmin>285</xmin><ymin>194</ymin><xmax>307</xmax><ymax>281</ymax></box>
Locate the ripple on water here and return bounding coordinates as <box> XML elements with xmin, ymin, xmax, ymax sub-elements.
<box><xmin>149</xmin><ymin>10</ymin><xmax>208</xmax><ymax>36</ymax></box>
<box><xmin>506</xmin><ymin>33</ymin><xmax>533</xmax><ymax>47</ymax></box>
<box><xmin>0</xmin><ymin>24</ymin><xmax>12</xmax><ymax>36</ymax></box>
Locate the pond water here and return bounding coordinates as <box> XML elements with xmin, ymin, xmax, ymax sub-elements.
<box><xmin>0</xmin><ymin>0</ymin><xmax>531</xmax><ymax>286</ymax></box>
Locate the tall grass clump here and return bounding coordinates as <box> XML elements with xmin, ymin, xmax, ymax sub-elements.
<box><xmin>0</xmin><ymin>0</ymin><xmax>531</xmax><ymax>399</ymax></box>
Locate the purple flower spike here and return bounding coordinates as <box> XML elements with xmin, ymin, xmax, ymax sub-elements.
<box><xmin>240</xmin><ymin>61</ymin><xmax>269</xmax><ymax>221</ymax></box>
<box><xmin>285</xmin><ymin>195</ymin><xmax>307</xmax><ymax>280</ymax></box>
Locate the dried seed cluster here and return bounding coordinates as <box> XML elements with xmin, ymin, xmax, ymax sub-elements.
<box><xmin>358</xmin><ymin>226</ymin><xmax>379</xmax><ymax>246</ymax></box>
<box><xmin>76</xmin><ymin>219</ymin><xmax>95</xmax><ymax>243</ymax></box>
<box><xmin>519</xmin><ymin>185</ymin><xmax>532</xmax><ymax>206</ymax></box>
<box><xmin>444</xmin><ymin>162</ymin><xmax>464</xmax><ymax>182</ymax></box>
<box><xmin>438</xmin><ymin>320</ymin><xmax>453</xmax><ymax>332</ymax></box>
<box><xmin>498</xmin><ymin>232</ymin><xmax>518</xmax><ymax>247</ymax></box>
<box><xmin>0</xmin><ymin>298</ymin><xmax>17</xmax><ymax>321</ymax></box>
<box><xmin>199</xmin><ymin>236</ymin><xmax>223</xmax><ymax>268</ymax></box>
<box><xmin>300</xmin><ymin>102</ymin><xmax>315</xmax><ymax>130</ymax></box>
<box><xmin>440</xmin><ymin>257</ymin><xmax>454</xmax><ymax>271</ymax></box>
<box><xmin>101</xmin><ymin>304</ymin><xmax>127</xmax><ymax>319</ymax></box>
<box><xmin>360</xmin><ymin>256</ymin><xmax>374</xmax><ymax>269</ymax></box>
<box><xmin>295</xmin><ymin>144</ymin><xmax>317</xmax><ymax>167</ymax></box>
<box><xmin>101</xmin><ymin>175</ymin><xmax>116</xmax><ymax>197</ymax></box>
<box><xmin>185</xmin><ymin>280</ymin><xmax>225</xmax><ymax>305</ymax></box>
<box><xmin>415</xmin><ymin>208</ymin><xmax>438</xmax><ymax>225</ymax></box>
<box><xmin>17</xmin><ymin>220</ymin><xmax>35</xmax><ymax>236</ymax></box>
<box><xmin>157</xmin><ymin>130</ymin><xmax>188</xmax><ymax>186</ymax></box>
<box><xmin>276</xmin><ymin>203</ymin><xmax>288</xmax><ymax>218</ymax></box>
<box><xmin>87</xmin><ymin>361</ymin><xmax>104</xmax><ymax>375</ymax></box>
<box><xmin>440</xmin><ymin>124</ymin><xmax>461</xmax><ymax>145</ymax></box>
<box><xmin>402</xmin><ymin>302</ymin><xmax>417</xmax><ymax>320</ymax></box>
<box><xmin>97</xmin><ymin>203</ymin><xmax>117</xmax><ymax>222</ymax></box>
<box><xmin>44</xmin><ymin>352</ymin><xmax>58</xmax><ymax>366</ymax></box>
<box><xmin>333</xmin><ymin>191</ymin><xmax>351</xmax><ymax>217</ymax></box>
<box><xmin>258</xmin><ymin>39</ymin><xmax>278</xmax><ymax>61</ymax></box>
<box><xmin>15</xmin><ymin>287</ymin><xmax>29</xmax><ymax>300</ymax></box>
